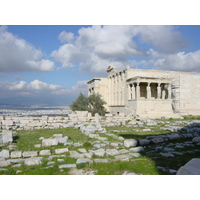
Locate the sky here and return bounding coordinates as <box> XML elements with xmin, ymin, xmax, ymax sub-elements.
<box><xmin>0</xmin><ymin>25</ymin><xmax>200</xmax><ymax>107</ymax></box>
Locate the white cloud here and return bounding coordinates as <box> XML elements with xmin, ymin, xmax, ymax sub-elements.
<box><xmin>132</xmin><ymin>25</ymin><xmax>188</xmax><ymax>54</ymax></box>
<box><xmin>0</xmin><ymin>26</ymin><xmax>55</xmax><ymax>74</ymax></box>
<box><xmin>58</xmin><ymin>31</ymin><xmax>75</xmax><ymax>43</ymax></box>
<box><xmin>0</xmin><ymin>79</ymin><xmax>88</xmax><ymax>106</ymax></box>
<box><xmin>51</xmin><ymin>25</ymin><xmax>189</xmax><ymax>74</ymax></box>
<box><xmin>155</xmin><ymin>50</ymin><xmax>200</xmax><ymax>72</ymax></box>
<box><xmin>71</xmin><ymin>80</ymin><xmax>88</xmax><ymax>94</ymax></box>
<box><xmin>9</xmin><ymin>81</ymin><xmax>27</xmax><ymax>90</ymax></box>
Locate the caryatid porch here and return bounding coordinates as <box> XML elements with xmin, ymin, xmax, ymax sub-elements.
<box><xmin>127</xmin><ymin>77</ymin><xmax>172</xmax><ymax>101</ymax></box>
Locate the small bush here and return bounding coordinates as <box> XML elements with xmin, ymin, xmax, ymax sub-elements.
<box><xmin>83</xmin><ymin>141</ymin><xmax>92</xmax><ymax>148</ymax></box>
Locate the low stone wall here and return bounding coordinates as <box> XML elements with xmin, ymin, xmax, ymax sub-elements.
<box><xmin>0</xmin><ymin>111</ymin><xmax>133</xmax><ymax>131</ymax></box>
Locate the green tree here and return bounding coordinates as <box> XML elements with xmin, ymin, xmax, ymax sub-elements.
<box><xmin>70</xmin><ymin>92</ymin><xmax>88</xmax><ymax>111</ymax></box>
<box><xmin>70</xmin><ymin>92</ymin><xmax>107</xmax><ymax>116</ymax></box>
<box><xmin>88</xmin><ymin>93</ymin><xmax>107</xmax><ymax>116</ymax></box>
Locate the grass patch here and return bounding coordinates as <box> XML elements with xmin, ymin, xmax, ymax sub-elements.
<box><xmin>14</xmin><ymin>127</ymin><xmax>88</xmax><ymax>151</ymax></box>
<box><xmin>90</xmin><ymin>157</ymin><xmax>160</xmax><ymax>175</ymax></box>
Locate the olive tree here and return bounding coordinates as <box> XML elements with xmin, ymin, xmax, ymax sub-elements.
<box><xmin>87</xmin><ymin>93</ymin><xmax>107</xmax><ymax>116</ymax></box>
<box><xmin>70</xmin><ymin>92</ymin><xmax>88</xmax><ymax>111</ymax></box>
<box><xmin>70</xmin><ymin>92</ymin><xmax>107</xmax><ymax>116</ymax></box>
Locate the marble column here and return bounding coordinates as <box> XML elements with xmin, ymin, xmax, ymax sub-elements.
<box><xmin>147</xmin><ymin>82</ymin><xmax>151</xmax><ymax>99</ymax></box>
<box><xmin>136</xmin><ymin>82</ymin><xmax>140</xmax><ymax>99</ymax></box>
<box><xmin>157</xmin><ymin>83</ymin><xmax>161</xmax><ymax>99</ymax></box>
<box><xmin>132</xmin><ymin>84</ymin><xmax>135</xmax><ymax>99</ymax></box>
<box><xmin>168</xmin><ymin>84</ymin><xmax>171</xmax><ymax>99</ymax></box>
<box><xmin>116</xmin><ymin>74</ymin><xmax>119</xmax><ymax>105</ymax></box>
<box><xmin>162</xmin><ymin>84</ymin><xmax>166</xmax><ymax>100</ymax></box>
<box><xmin>129</xmin><ymin>84</ymin><xmax>132</xmax><ymax>99</ymax></box>
<box><xmin>112</xmin><ymin>76</ymin><xmax>115</xmax><ymax>105</ymax></box>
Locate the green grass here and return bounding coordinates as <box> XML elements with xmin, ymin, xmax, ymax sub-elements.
<box><xmin>182</xmin><ymin>115</ymin><xmax>200</xmax><ymax>120</ymax></box>
<box><xmin>105</xmin><ymin>125</ymin><xmax>171</xmax><ymax>140</ymax></box>
<box><xmin>13</xmin><ymin>127</ymin><xmax>88</xmax><ymax>151</ymax></box>
<box><xmin>90</xmin><ymin>157</ymin><xmax>160</xmax><ymax>175</ymax></box>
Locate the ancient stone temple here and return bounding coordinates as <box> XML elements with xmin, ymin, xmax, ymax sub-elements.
<box><xmin>87</xmin><ymin>66</ymin><xmax>200</xmax><ymax>118</ymax></box>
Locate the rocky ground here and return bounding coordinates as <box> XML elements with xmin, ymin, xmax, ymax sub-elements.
<box><xmin>0</xmin><ymin>113</ymin><xmax>200</xmax><ymax>175</ymax></box>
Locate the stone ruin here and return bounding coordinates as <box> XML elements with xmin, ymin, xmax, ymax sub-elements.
<box><xmin>0</xmin><ymin>130</ymin><xmax>13</xmax><ymax>145</ymax></box>
<box><xmin>0</xmin><ymin>110</ymin><xmax>200</xmax><ymax>175</ymax></box>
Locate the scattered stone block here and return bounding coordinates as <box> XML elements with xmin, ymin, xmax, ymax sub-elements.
<box><xmin>177</xmin><ymin>158</ymin><xmax>200</xmax><ymax>175</ymax></box>
<box><xmin>129</xmin><ymin>153</ymin><xmax>141</xmax><ymax>157</ymax></box>
<box><xmin>139</xmin><ymin>139</ymin><xmax>150</xmax><ymax>146</ymax></box>
<box><xmin>122</xmin><ymin>171</ymin><xmax>137</xmax><ymax>175</ymax></box>
<box><xmin>0</xmin><ymin>160</ymin><xmax>11</xmax><ymax>167</ymax></box>
<box><xmin>169</xmin><ymin>169</ymin><xmax>177</xmax><ymax>174</ymax></box>
<box><xmin>124</xmin><ymin>139</ymin><xmax>137</xmax><ymax>147</ymax></box>
<box><xmin>69</xmin><ymin>151</ymin><xmax>84</xmax><ymax>158</ymax></box>
<box><xmin>110</xmin><ymin>142</ymin><xmax>120</xmax><ymax>147</ymax></box>
<box><xmin>55</xmin><ymin>148</ymin><xmax>68</xmax><ymax>154</ymax></box>
<box><xmin>94</xmin><ymin>159</ymin><xmax>108</xmax><ymax>163</ymax></box>
<box><xmin>152</xmin><ymin>137</ymin><xmax>164</xmax><ymax>144</ymax></box>
<box><xmin>48</xmin><ymin>155</ymin><xmax>65</xmax><ymax>160</ymax></box>
<box><xmin>47</xmin><ymin>161</ymin><xmax>55</xmax><ymax>165</ymax></box>
<box><xmin>93</xmin><ymin>143</ymin><xmax>101</xmax><ymax>148</ymax></box>
<box><xmin>97</xmin><ymin>137</ymin><xmax>107</xmax><ymax>141</ymax></box>
<box><xmin>0</xmin><ymin>150</ymin><xmax>10</xmax><ymax>158</ymax></box>
<box><xmin>73</xmin><ymin>142</ymin><xmax>82</xmax><ymax>147</ymax></box>
<box><xmin>82</xmin><ymin>125</ymin><xmax>96</xmax><ymax>135</ymax></box>
<box><xmin>93</xmin><ymin>149</ymin><xmax>105</xmax><ymax>157</ymax></box>
<box><xmin>0</xmin><ymin>136</ymin><xmax>3</xmax><ymax>145</ymax></box>
<box><xmin>12</xmin><ymin>164</ymin><xmax>21</xmax><ymax>168</ymax></box>
<box><xmin>83</xmin><ymin>152</ymin><xmax>93</xmax><ymax>158</ymax></box>
<box><xmin>119</xmin><ymin>149</ymin><xmax>129</xmax><ymax>154</ymax></box>
<box><xmin>39</xmin><ymin>150</ymin><xmax>51</xmax><ymax>156</ymax></box>
<box><xmin>106</xmin><ymin>149</ymin><xmax>119</xmax><ymax>156</ymax></box>
<box><xmin>24</xmin><ymin>157</ymin><xmax>43</xmax><ymax>166</ymax></box>
<box><xmin>0</xmin><ymin>168</ymin><xmax>7</xmax><ymax>171</ymax></box>
<box><xmin>11</xmin><ymin>151</ymin><xmax>22</xmax><ymax>158</ymax></box>
<box><xmin>58</xmin><ymin>164</ymin><xmax>76</xmax><ymax>169</ymax></box>
<box><xmin>88</xmin><ymin>134</ymin><xmax>99</xmax><ymax>138</ymax></box>
<box><xmin>22</xmin><ymin>151</ymin><xmax>38</xmax><ymax>157</ymax></box>
<box><xmin>129</xmin><ymin>146</ymin><xmax>144</xmax><ymax>153</ymax></box>
<box><xmin>192</xmin><ymin>137</ymin><xmax>200</xmax><ymax>143</ymax></box>
<box><xmin>115</xmin><ymin>155</ymin><xmax>130</xmax><ymax>162</ymax></box>
<box><xmin>57</xmin><ymin>159</ymin><xmax>64</xmax><ymax>162</ymax></box>
<box><xmin>168</xmin><ymin>133</ymin><xmax>180</xmax><ymax>140</ymax></box>
<box><xmin>118</xmin><ymin>137</ymin><xmax>124</xmax><ymax>141</ymax></box>
<box><xmin>78</xmin><ymin>148</ymin><xmax>87</xmax><ymax>153</ymax></box>
<box><xmin>53</xmin><ymin>134</ymin><xmax>63</xmax><ymax>138</ymax></box>
<box><xmin>42</xmin><ymin>138</ymin><xmax>58</xmax><ymax>147</ymax></box>
<box><xmin>2</xmin><ymin>130</ymin><xmax>13</xmax><ymax>143</ymax></box>
<box><xmin>163</xmin><ymin>147</ymin><xmax>175</xmax><ymax>152</ymax></box>
<box><xmin>8</xmin><ymin>158</ymin><xmax>26</xmax><ymax>163</ymax></box>
<box><xmin>160</xmin><ymin>153</ymin><xmax>175</xmax><ymax>158</ymax></box>
<box><xmin>76</xmin><ymin>158</ymin><xmax>93</xmax><ymax>165</ymax></box>
<box><xmin>58</xmin><ymin>136</ymin><xmax>68</xmax><ymax>144</ymax></box>
<box><xmin>34</xmin><ymin>144</ymin><xmax>41</xmax><ymax>148</ymax></box>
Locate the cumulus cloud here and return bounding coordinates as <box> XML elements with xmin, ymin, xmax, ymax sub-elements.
<box><xmin>51</xmin><ymin>25</ymin><xmax>189</xmax><ymax>74</ymax></box>
<box><xmin>155</xmin><ymin>50</ymin><xmax>200</xmax><ymax>72</ymax></box>
<box><xmin>0</xmin><ymin>26</ymin><xmax>55</xmax><ymax>74</ymax></box>
<box><xmin>132</xmin><ymin>25</ymin><xmax>188</xmax><ymax>54</ymax></box>
<box><xmin>58</xmin><ymin>31</ymin><xmax>75</xmax><ymax>43</ymax></box>
<box><xmin>0</xmin><ymin>79</ymin><xmax>88</xmax><ymax>106</ymax></box>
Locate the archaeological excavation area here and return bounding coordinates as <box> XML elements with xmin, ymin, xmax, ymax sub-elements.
<box><xmin>0</xmin><ymin>110</ymin><xmax>200</xmax><ymax>175</ymax></box>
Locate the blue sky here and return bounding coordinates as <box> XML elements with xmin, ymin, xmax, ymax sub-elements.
<box><xmin>0</xmin><ymin>25</ymin><xmax>200</xmax><ymax>106</ymax></box>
